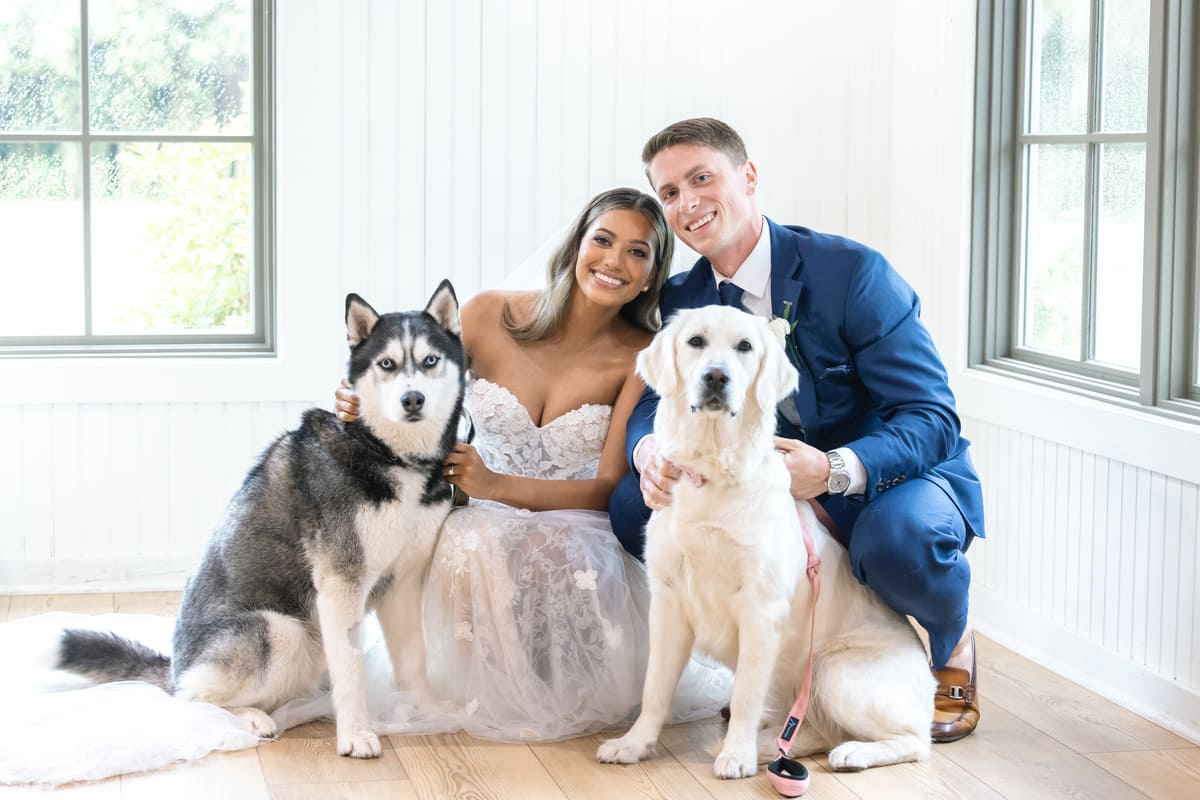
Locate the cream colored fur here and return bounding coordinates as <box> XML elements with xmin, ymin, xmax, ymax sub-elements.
<box><xmin>597</xmin><ymin>306</ymin><xmax>934</xmax><ymax>779</ymax></box>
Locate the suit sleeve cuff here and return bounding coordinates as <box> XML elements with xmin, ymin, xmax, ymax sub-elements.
<box><xmin>833</xmin><ymin>446</ymin><xmax>866</xmax><ymax>496</ymax></box>
<box><xmin>632</xmin><ymin>435</ymin><xmax>651</xmax><ymax>475</ymax></box>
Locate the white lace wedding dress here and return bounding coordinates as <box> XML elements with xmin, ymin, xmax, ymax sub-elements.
<box><xmin>0</xmin><ymin>377</ymin><xmax>730</xmax><ymax>785</ymax></box>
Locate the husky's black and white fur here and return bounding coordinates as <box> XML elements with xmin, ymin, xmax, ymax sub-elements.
<box><xmin>58</xmin><ymin>281</ymin><xmax>466</xmax><ymax>759</ymax></box>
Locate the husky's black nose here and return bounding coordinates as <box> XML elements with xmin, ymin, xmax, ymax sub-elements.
<box><xmin>401</xmin><ymin>391</ymin><xmax>425</xmax><ymax>415</ymax></box>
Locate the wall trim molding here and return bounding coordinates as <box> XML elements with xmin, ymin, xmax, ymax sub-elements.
<box><xmin>974</xmin><ymin>587</ymin><xmax>1200</xmax><ymax>746</ymax></box>
<box><xmin>0</xmin><ymin>558</ymin><xmax>191</xmax><ymax>595</ymax></box>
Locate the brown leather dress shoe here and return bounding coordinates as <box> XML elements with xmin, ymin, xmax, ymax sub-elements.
<box><xmin>930</xmin><ymin>631</ymin><xmax>980</xmax><ymax>743</ymax></box>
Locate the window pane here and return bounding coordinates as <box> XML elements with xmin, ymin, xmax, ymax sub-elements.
<box><xmin>90</xmin><ymin>141</ymin><xmax>252</xmax><ymax>335</ymax></box>
<box><xmin>0</xmin><ymin>143</ymin><xmax>84</xmax><ymax>334</ymax></box>
<box><xmin>88</xmin><ymin>0</ymin><xmax>253</xmax><ymax>134</ymax></box>
<box><xmin>1028</xmin><ymin>0</ymin><xmax>1091</xmax><ymax>134</ymax></box>
<box><xmin>1094</xmin><ymin>143</ymin><xmax>1145</xmax><ymax>368</ymax></box>
<box><xmin>0</xmin><ymin>1</ymin><xmax>81</xmax><ymax>132</ymax></box>
<box><xmin>1101</xmin><ymin>0</ymin><xmax>1150</xmax><ymax>132</ymax></box>
<box><xmin>1022</xmin><ymin>143</ymin><xmax>1086</xmax><ymax>358</ymax></box>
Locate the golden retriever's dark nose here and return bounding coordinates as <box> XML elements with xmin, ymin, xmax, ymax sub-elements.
<box><xmin>698</xmin><ymin>366</ymin><xmax>732</xmax><ymax>412</ymax></box>
<box><xmin>702</xmin><ymin>367</ymin><xmax>730</xmax><ymax>390</ymax></box>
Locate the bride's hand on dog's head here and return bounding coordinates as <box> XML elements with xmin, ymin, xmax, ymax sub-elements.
<box><xmin>773</xmin><ymin>436</ymin><xmax>830</xmax><ymax>500</ymax></box>
<box><xmin>335</xmin><ymin>378</ymin><xmax>360</xmax><ymax>423</ymax></box>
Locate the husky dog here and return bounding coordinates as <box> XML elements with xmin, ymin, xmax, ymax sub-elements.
<box><xmin>58</xmin><ymin>281</ymin><xmax>466</xmax><ymax>759</ymax></box>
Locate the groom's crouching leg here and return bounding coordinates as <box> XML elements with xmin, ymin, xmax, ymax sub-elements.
<box><xmin>608</xmin><ymin>472</ymin><xmax>651</xmax><ymax>561</ymax></box>
<box><xmin>846</xmin><ymin>480</ymin><xmax>978</xmax><ymax>742</ymax></box>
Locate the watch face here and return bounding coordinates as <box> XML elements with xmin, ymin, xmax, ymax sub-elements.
<box><xmin>828</xmin><ymin>473</ymin><xmax>851</xmax><ymax>493</ymax></box>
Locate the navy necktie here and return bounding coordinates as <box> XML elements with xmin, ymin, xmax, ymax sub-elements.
<box><xmin>718</xmin><ymin>280</ymin><xmax>744</xmax><ymax>310</ymax></box>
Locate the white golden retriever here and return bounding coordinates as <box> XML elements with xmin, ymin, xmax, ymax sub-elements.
<box><xmin>598</xmin><ymin>306</ymin><xmax>933</xmax><ymax>778</ymax></box>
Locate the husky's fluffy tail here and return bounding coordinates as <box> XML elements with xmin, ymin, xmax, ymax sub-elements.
<box><xmin>57</xmin><ymin>629</ymin><xmax>173</xmax><ymax>692</ymax></box>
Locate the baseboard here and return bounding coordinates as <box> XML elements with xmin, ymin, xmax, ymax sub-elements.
<box><xmin>973</xmin><ymin>587</ymin><xmax>1200</xmax><ymax>746</ymax></box>
<box><xmin>0</xmin><ymin>557</ymin><xmax>192</xmax><ymax>594</ymax></box>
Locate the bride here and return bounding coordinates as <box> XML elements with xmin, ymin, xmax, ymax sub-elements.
<box><xmin>335</xmin><ymin>187</ymin><xmax>728</xmax><ymax>741</ymax></box>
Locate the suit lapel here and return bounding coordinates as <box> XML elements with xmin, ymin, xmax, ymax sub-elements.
<box><xmin>670</xmin><ymin>256</ymin><xmax>720</xmax><ymax>315</ymax></box>
<box><xmin>767</xmin><ymin>220</ymin><xmax>818</xmax><ymax>441</ymax></box>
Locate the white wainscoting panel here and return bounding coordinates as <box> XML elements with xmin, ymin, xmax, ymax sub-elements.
<box><xmin>964</xmin><ymin>416</ymin><xmax>1200</xmax><ymax>741</ymax></box>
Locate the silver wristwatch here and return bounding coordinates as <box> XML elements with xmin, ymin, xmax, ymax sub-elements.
<box><xmin>825</xmin><ymin>450</ymin><xmax>851</xmax><ymax>495</ymax></box>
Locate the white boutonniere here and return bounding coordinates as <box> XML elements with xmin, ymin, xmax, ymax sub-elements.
<box><xmin>767</xmin><ymin>316</ymin><xmax>791</xmax><ymax>344</ymax></box>
<box><xmin>771</xmin><ymin>301</ymin><xmax>802</xmax><ymax>369</ymax></box>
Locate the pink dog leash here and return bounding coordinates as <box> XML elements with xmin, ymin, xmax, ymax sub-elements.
<box><xmin>766</xmin><ymin>511</ymin><xmax>821</xmax><ymax>797</ymax></box>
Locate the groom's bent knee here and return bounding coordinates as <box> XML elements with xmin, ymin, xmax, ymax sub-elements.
<box><xmin>848</xmin><ymin>479</ymin><xmax>971</xmax><ymax>610</ymax></box>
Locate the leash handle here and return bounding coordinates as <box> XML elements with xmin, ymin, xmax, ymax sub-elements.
<box><xmin>767</xmin><ymin>514</ymin><xmax>821</xmax><ymax>797</ymax></box>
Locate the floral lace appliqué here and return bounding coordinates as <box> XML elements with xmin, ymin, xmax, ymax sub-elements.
<box><xmin>466</xmin><ymin>378</ymin><xmax>612</xmax><ymax>481</ymax></box>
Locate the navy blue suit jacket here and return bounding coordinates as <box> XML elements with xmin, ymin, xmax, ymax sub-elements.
<box><xmin>625</xmin><ymin>219</ymin><xmax>985</xmax><ymax>539</ymax></box>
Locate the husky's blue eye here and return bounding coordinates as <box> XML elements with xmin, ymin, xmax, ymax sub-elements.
<box><xmin>378</xmin><ymin>358</ymin><xmax>395</xmax><ymax>370</ymax></box>
<box><xmin>423</xmin><ymin>354</ymin><xmax>440</xmax><ymax>368</ymax></box>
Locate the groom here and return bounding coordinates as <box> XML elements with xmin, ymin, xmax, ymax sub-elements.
<box><xmin>608</xmin><ymin>117</ymin><xmax>985</xmax><ymax>743</ymax></box>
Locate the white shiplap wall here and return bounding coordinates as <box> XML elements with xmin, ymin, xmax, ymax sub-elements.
<box><xmin>0</xmin><ymin>0</ymin><xmax>910</xmax><ymax>589</ymax></box>
<box><xmin>2</xmin><ymin>0</ymin><xmax>1197</xmax><ymax>742</ymax></box>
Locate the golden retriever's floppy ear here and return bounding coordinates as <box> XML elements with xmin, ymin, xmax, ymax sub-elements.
<box><xmin>753</xmin><ymin>320</ymin><xmax>800</xmax><ymax>413</ymax></box>
<box><xmin>636</xmin><ymin>318</ymin><xmax>680</xmax><ymax>398</ymax></box>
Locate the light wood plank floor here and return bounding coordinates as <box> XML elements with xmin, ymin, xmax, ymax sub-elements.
<box><xmin>2</xmin><ymin>592</ymin><xmax>1197</xmax><ymax>799</ymax></box>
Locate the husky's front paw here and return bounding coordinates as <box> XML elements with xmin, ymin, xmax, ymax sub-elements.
<box><xmin>714</xmin><ymin>743</ymin><xmax>758</xmax><ymax>779</ymax></box>
<box><xmin>597</xmin><ymin>733</ymin><xmax>656</xmax><ymax>764</ymax></box>
<box><xmin>338</xmin><ymin>729</ymin><xmax>382</xmax><ymax>759</ymax></box>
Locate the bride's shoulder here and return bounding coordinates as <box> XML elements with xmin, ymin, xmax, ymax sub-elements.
<box><xmin>462</xmin><ymin>290</ymin><xmax>536</xmax><ymax>326</ymax></box>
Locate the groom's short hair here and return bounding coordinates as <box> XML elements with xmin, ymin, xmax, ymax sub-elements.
<box><xmin>641</xmin><ymin>117</ymin><xmax>749</xmax><ymax>171</ymax></box>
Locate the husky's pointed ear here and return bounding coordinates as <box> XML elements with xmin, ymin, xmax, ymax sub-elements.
<box><xmin>636</xmin><ymin>317</ymin><xmax>680</xmax><ymax>398</ymax></box>
<box><xmin>425</xmin><ymin>279</ymin><xmax>461</xmax><ymax>337</ymax></box>
<box><xmin>346</xmin><ymin>293</ymin><xmax>380</xmax><ymax>349</ymax></box>
<box><xmin>754</xmin><ymin>320</ymin><xmax>799</xmax><ymax>413</ymax></box>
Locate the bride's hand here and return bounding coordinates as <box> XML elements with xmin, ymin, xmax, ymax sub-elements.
<box><xmin>335</xmin><ymin>378</ymin><xmax>359</xmax><ymax>422</ymax></box>
<box><xmin>444</xmin><ymin>443</ymin><xmax>499</xmax><ymax>500</ymax></box>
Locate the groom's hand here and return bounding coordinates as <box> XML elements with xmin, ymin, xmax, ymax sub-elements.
<box><xmin>635</xmin><ymin>435</ymin><xmax>684</xmax><ymax>511</ymax></box>
<box><xmin>774</xmin><ymin>436</ymin><xmax>831</xmax><ymax>500</ymax></box>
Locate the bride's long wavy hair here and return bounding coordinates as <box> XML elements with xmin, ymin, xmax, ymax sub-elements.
<box><xmin>502</xmin><ymin>188</ymin><xmax>673</xmax><ymax>341</ymax></box>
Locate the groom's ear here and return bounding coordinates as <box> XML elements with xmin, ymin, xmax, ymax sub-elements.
<box><xmin>636</xmin><ymin>317</ymin><xmax>680</xmax><ymax>399</ymax></box>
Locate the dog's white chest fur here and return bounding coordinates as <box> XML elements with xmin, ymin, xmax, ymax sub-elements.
<box><xmin>647</xmin><ymin>475</ymin><xmax>804</xmax><ymax>665</ymax></box>
<box><xmin>353</xmin><ymin>468</ymin><xmax>445</xmax><ymax>579</ymax></box>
